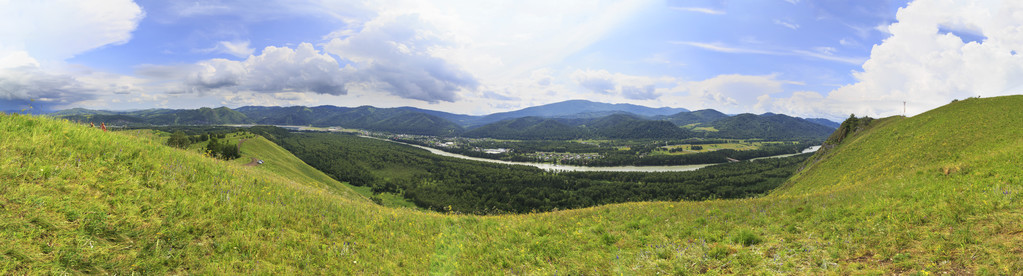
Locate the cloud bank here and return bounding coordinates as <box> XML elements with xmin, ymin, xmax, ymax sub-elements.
<box><xmin>761</xmin><ymin>0</ymin><xmax>1023</xmax><ymax>118</ymax></box>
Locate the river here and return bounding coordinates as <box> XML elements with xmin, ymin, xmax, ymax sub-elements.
<box><xmin>365</xmin><ymin>136</ymin><xmax>820</xmax><ymax>173</ymax></box>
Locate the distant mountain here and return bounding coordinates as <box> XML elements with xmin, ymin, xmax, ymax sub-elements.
<box><xmin>804</xmin><ymin>118</ymin><xmax>841</xmax><ymax>129</ymax></box>
<box><xmin>709</xmin><ymin>113</ymin><xmax>835</xmax><ymax>140</ymax></box>
<box><xmin>462</xmin><ymin>114</ymin><xmax>695</xmax><ymax>140</ymax></box>
<box><xmin>62</xmin><ymin>107</ymin><xmax>247</xmax><ymax>126</ymax></box>
<box><xmin>465</xmin><ymin>100</ymin><xmax>689</xmax><ymax>127</ymax></box>
<box><xmin>394</xmin><ymin>106</ymin><xmax>479</xmax><ymax>127</ymax></box>
<box><xmin>237</xmin><ymin>106</ymin><xmax>316</xmax><ymax>125</ymax></box>
<box><xmin>240</xmin><ymin>105</ymin><xmax>462</xmax><ymax>136</ymax></box>
<box><xmin>462</xmin><ymin>117</ymin><xmax>585</xmax><ymax>140</ymax></box>
<box><xmin>586</xmin><ymin>114</ymin><xmax>694</xmax><ymax>139</ymax></box>
<box><xmin>53</xmin><ymin>101</ymin><xmax>837</xmax><ymax>140</ymax></box>
<box><xmin>48</xmin><ymin>108</ymin><xmax>117</xmax><ymax>116</ymax></box>
<box><xmin>659</xmin><ymin>109</ymin><xmax>729</xmax><ymax>126</ymax></box>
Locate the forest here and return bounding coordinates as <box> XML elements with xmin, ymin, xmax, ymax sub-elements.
<box><xmin>249</xmin><ymin>126</ymin><xmax>810</xmax><ymax>214</ymax></box>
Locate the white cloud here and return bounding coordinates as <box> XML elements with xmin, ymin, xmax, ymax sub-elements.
<box><xmin>0</xmin><ymin>0</ymin><xmax>144</xmax><ymax>111</ymax></box>
<box><xmin>0</xmin><ymin>0</ymin><xmax>144</xmax><ymax>61</ymax></box>
<box><xmin>323</xmin><ymin>14</ymin><xmax>478</xmax><ymax>103</ymax></box>
<box><xmin>216</xmin><ymin>40</ymin><xmax>256</xmax><ymax>58</ymax></box>
<box><xmin>572</xmin><ymin>69</ymin><xmax>617</xmax><ymax>94</ymax></box>
<box><xmin>744</xmin><ymin>0</ymin><xmax>1023</xmax><ymax>120</ymax></box>
<box><xmin>340</xmin><ymin>0</ymin><xmax>656</xmax><ymax>84</ymax></box>
<box><xmin>791</xmin><ymin>49</ymin><xmax>866</xmax><ymax>65</ymax></box>
<box><xmin>773</xmin><ymin>19</ymin><xmax>800</xmax><ymax>30</ymax></box>
<box><xmin>819</xmin><ymin>0</ymin><xmax>1023</xmax><ymax>118</ymax></box>
<box><xmin>0</xmin><ymin>66</ymin><xmax>90</xmax><ymax>104</ymax></box>
<box><xmin>0</xmin><ymin>51</ymin><xmax>38</xmax><ymax>69</ymax></box>
<box><xmin>754</xmin><ymin>91</ymin><xmax>827</xmax><ymax>117</ymax></box>
<box><xmin>671</xmin><ymin>41</ymin><xmax>784</xmax><ymax>55</ymax></box>
<box><xmin>670</xmin><ymin>7</ymin><xmax>725</xmax><ymax>15</ymax></box>
<box><xmin>571</xmin><ymin>69</ymin><xmax>674</xmax><ymax>100</ymax></box>
<box><xmin>673</xmin><ymin>41</ymin><xmax>866</xmax><ymax>65</ymax></box>
<box><xmin>183</xmin><ymin>43</ymin><xmax>351</xmax><ymax>96</ymax></box>
<box><xmin>670</xmin><ymin>74</ymin><xmax>802</xmax><ymax>111</ymax></box>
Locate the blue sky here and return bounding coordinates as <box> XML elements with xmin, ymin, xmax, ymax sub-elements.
<box><xmin>3</xmin><ymin>0</ymin><xmax>1022</xmax><ymax>120</ymax></box>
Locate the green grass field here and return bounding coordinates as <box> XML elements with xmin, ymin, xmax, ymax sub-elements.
<box><xmin>654</xmin><ymin>141</ymin><xmax>777</xmax><ymax>155</ymax></box>
<box><xmin>2</xmin><ymin>95</ymin><xmax>1022</xmax><ymax>274</ymax></box>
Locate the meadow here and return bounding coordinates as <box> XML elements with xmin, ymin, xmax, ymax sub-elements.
<box><xmin>1</xmin><ymin>96</ymin><xmax>1021</xmax><ymax>274</ymax></box>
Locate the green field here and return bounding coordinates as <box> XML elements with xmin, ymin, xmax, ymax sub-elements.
<box><xmin>654</xmin><ymin>141</ymin><xmax>781</xmax><ymax>155</ymax></box>
<box><xmin>2</xmin><ymin>96</ymin><xmax>1022</xmax><ymax>273</ymax></box>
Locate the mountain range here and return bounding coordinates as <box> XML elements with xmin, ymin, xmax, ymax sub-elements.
<box><xmin>54</xmin><ymin>100</ymin><xmax>838</xmax><ymax>139</ymax></box>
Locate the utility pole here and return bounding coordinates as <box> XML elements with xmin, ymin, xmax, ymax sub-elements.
<box><xmin>903</xmin><ymin>101</ymin><xmax>906</xmax><ymax>117</ymax></box>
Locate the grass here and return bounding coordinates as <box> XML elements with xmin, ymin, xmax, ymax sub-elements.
<box><xmin>2</xmin><ymin>95</ymin><xmax>1023</xmax><ymax>274</ymax></box>
<box><xmin>654</xmin><ymin>140</ymin><xmax>777</xmax><ymax>155</ymax></box>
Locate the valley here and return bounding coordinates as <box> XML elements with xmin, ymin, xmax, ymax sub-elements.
<box><xmin>2</xmin><ymin>97</ymin><xmax>1022</xmax><ymax>274</ymax></box>
<box><xmin>371</xmin><ymin>135</ymin><xmax>815</xmax><ymax>173</ymax></box>
<box><xmin>6</xmin><ymin>1</ymin><xmax>1020</xmax><ymax>274</ymax></box>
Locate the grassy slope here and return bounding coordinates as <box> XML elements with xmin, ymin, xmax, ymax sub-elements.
<box><xmin>2</xmin><ymin>96</ymin><xmax>1022</xmax><ymax>274</ymax></box>
<box><xmin>230</xmin><ymin>134</ymin><xmax>365</xmax><ymax>200</ymax></box>
<box><xmin>225</xmin><ymin>133</ymin><xmax>417</xmax><ymax>209</ymax></box>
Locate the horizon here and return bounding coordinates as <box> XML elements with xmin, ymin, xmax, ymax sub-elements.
<box><xmin>3</xmin><ymin>0</ymin><xmax>1023</xmax><ymax>120</ymax></box>
<box><xmin>47</xmin><ymin>99</ymin><xmax>847</xmax><ymax>121</ymax></box>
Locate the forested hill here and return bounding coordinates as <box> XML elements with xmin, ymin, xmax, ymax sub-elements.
<box><xmin>709</xmin><ymin>113</ymin><xmax>836</xmax><ymax>140</ymax></box>
<box><xmin>61</xmin><ymin>107</ymin><xmax>248</xmax><ymax>126</ymax></box>
<box><xmin>459</xmin><ymin>99</ymin><xmax>690</xmax><ymax>127</ymax></box>
<box><xmin>53</xmin><ymin>101</ymin><xmax>838</xmax><ymax>140</ymax></box>
<box><xmin>238</xmin><ymin>105</ymin><xmax>462</xmax><ymax>136</ymax></box>
<box><xmin>461</xmin><ymin>113</ymin><xmax>829</xmax><ymax>140</ymax></box>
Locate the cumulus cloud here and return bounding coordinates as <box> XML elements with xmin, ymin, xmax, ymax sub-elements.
<box><xmin>0</xmin><ymin>66</ymin><xmax>95</xmax><ymax>111</ymax></box>
<box><xmin>621</xmin><ymin>85</ymin><xmax>658</xmax><ymax>100</ymax></box>
<box><xmin>817</xmin><ymin>0</ymin><xmax>1023</xmax><ymax>118</ymax></box>
<box><xmin>572</xmin><ymin>69</ymin><xmax>672</xmax><ymax>100</ymax></box>
<box><xmin>0</xmin><ymin>0</ymin><xmax>143</xmax><ymax>61</ymax></box>
<box><xmin>754</xmin><ymin>91</ymin><xmax>827</xmax><ymax>117</ymax></box>
<box><xmin>572</xmin><ymin>69</ymin><xmax>616</xmax><ymax>94</ymax></box>
<box><xmin>677</xmin><ymin>74</ymin><xmax>802</xmax><ymax>108</ymax></box>
<box><xmin>205</xmin><ymin>40</ymin><xmax>255</xmax><ymax>58</ymax></box>
<box><xmin>178</xmin><ymin>43</ymin><xmax>350</xmax><ymax>95</ymax></box>
<box><xmin>324</xmin><ymin>14</ymin><xmax>478</xmax><ymax>103</ymax></box>
<box><xmin>0</xmin><ymin>0</ymin><xmax>143</xmax><ymax>111</ymax></box>
<box><xmin>481</xmin><ymin>91</ymin><xmax>517</xmax><ymax>101</ymax></box>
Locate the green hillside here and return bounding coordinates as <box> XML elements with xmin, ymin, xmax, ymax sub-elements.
<box><xmin>2</xmin><ymin>96</ymin><xmax>1022</xmax><ymax>274</ymax></box>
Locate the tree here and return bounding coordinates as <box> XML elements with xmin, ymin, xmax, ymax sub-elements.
<box><xmin>205</xmin><ymin>134</ymin><xmax>240</xmax><ymax>160</ymax></box>
<box><xmin>167</xmin><ymin>131</ymin><xmax>190</xmax><ymax>148</ymax></box>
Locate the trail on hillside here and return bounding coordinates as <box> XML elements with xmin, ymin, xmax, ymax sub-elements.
<box><xmin>238</xmin><ymin>138</ymin><xmax>261</xmax><ymax>166</ymax></box>
<box><xmin>243</xmin><ymin>157</ymin><xmax>260</xmax><ymax>166</ymax></box>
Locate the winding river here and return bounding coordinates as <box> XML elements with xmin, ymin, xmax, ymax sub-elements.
<box><xmin>366</xmin><ymin>136</ymin><xmax>820</xmax><ymax>173</ymax></box>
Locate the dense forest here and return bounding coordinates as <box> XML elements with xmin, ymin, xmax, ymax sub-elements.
<box><xmin>250</xmin><ymin>127</ymin><xmax>810</xmax><ymax>214</ymax></box>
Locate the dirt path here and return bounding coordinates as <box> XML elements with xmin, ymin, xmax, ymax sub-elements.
<box><xmin>237</xmin><ymin>138</ymin><xmax>262</xmax><ymax>166</ymax></box>
<box><xmin>243</xmin><ymin>157</ymin><xmax>260</xmax><ymax>166</ymax></box>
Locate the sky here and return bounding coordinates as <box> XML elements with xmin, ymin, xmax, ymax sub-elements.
<box><xmin>2</xmin><ymin>0</ymin><xmax>1022</xmax><ymax>120</ymax></box>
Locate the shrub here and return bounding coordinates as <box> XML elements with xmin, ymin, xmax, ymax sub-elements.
<box><xmin>167</xmin><ymin>131</ymin><xmax>190</xmax><ymax>148</ymax></box>
<box><xmin>731</xmin><ymin>229</ymin><xmax>763</xmax><ymax>246</ymax></box>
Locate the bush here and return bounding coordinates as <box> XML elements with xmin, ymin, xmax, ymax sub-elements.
<box><xmin>731</xmin><ymin>229</ymin><xmax>763</xmax><ymax>246</ymax></box>
<box><xmin>167</xmin><ymin>131</ymin><xmax>190</xmax><ymax>149</ymax></box>
<box><xmin>205</xmin><ymin>135</ymin><xmax>240</xmax><ymax>160</ymax></box>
